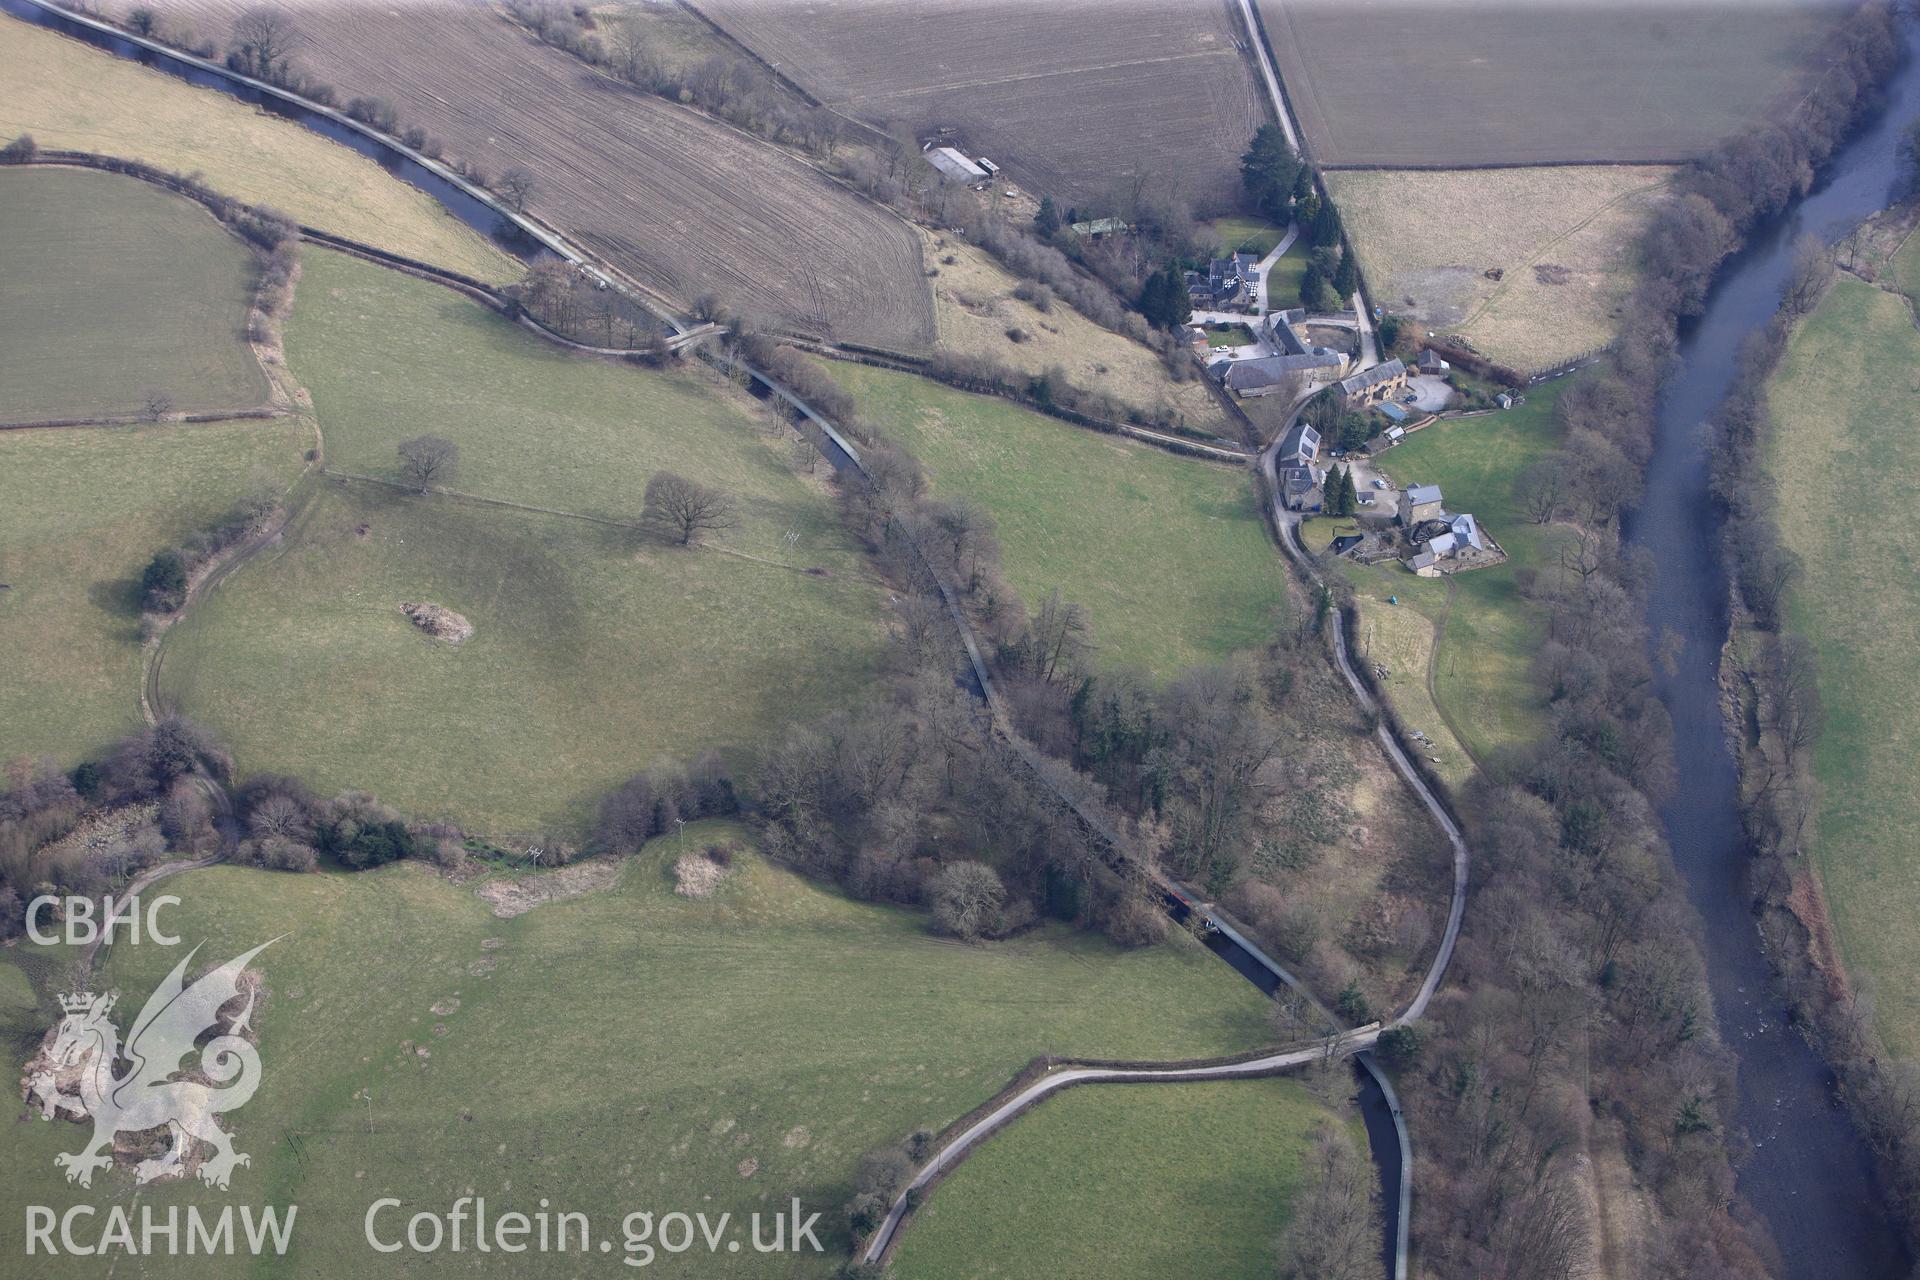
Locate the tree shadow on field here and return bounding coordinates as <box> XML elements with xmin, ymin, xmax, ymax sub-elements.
<box><xmin>88</xmin><ymin>575</ymin><xmax>145</xmax><ymax>630</ymax></box>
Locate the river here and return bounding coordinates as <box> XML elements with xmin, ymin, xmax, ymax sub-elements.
<box><xmin>9</xmin><ymin>0</ymin><xmax>1912</xmax><ymax>1270</ymax></box>
<box><xmin>1625</xmin><ymin>18</ymin><xmax>1920</xmax><ymax>1278</ymax></box>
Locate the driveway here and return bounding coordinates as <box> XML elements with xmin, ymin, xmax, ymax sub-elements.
<box><xmin>1407</xmin><ymin>375</ymin><xmax>1453</xmax><ymax>412</ymax></box>
<box><xmin>1252</xmin><ymin>223</ymin><xmax>1299</xmax><ymax>314</ymax></box>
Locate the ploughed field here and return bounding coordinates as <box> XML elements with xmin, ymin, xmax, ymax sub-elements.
<box><xmin>0</xmin><ymin>15</ymin><xmax>517</xmax><ymax>281</ymax></box>
<box><xmin>0</xmin><ymin>166</ymin><xmax>270</xmax><ymax>422</ymax></box>
<box><xmin>151</xmin><ymin>0</ymin><xmax>935</xmax><ymax>351</ymax></box>
<box><xmin>1260</xmin><ymin>0</ymin><xmax>1851</xmax><ymax>166</ymax></box>
<box><xmin>0</xmin><ymin>826</ymin><xmax>1274</xmax><ymax>1276</ymax></box>
<box><xmin>689</xmin><ymin>0</ymin><xmax>1264</xmax><ymax>213</ymax></box>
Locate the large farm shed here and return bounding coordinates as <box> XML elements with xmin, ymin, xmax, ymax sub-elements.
<box><xmin>146</xmin><ymin>0</ymin><xmax>936</xmax><ymax>351</ymax></box>
<box><xmin>690</xmin><ymin>0</ymin><xmax>1266</xmax><ymax>213</ymax></box>
<box><xmin>1258</xmin><ymin>0</ymin><xmax>1853</xmax><ymax>167</ymax></box>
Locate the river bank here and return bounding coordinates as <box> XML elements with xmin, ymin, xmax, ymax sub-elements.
<box><xmin>1624</xmin><ymin>13</ymin><xmax>1920</xmax><ymax>1276</ymax></box>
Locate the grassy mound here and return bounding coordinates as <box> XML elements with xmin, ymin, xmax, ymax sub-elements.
<box><xmin>159</xmin><ymin>250</ymin><xmax>888</xmax><ymax>837</ymax></box>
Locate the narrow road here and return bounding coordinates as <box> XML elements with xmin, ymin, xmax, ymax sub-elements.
<box><xmin>75</xmin><ymin>841</ymin><xmax>227</xmax><ymax>979</ymax></box>
<box><xmin>1233</xmin><ymin>0</ymin><xmax>1301</xmax><ymax>152</ymax></box>
<box><xmin>862</xmin><ymin>1024</ymin><xmax>1383</xmax><ymax>1264</ymax></box>
<box><xmin>1259</xmin><ymin>438</ymin><xmax>1467</xmax><ymax>1024</ymax></box>
<box><xmin>864</xmin><ymin>405</ymin><xmax>1471</xmax><ymax>1273</ymax></box>
<box><xmin>1351</xmin><ymin>292</ymin><xmax>1379</xmax><ymax>369</ymax></box>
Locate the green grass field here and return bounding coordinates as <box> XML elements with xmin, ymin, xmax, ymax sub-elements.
<box><xmin>1203</xmin><ymin>323</ymin><xmax>1257</xmax><ymax>346</ymax></box>
<box><xmin>0</xmin><ymin>823</ymin><xmax>1274</xmax><ymax>1277</ymax></box>
<box><xmin>1335</xmin><ymin>378</ymin><xmax>1574</xmax><ymax>770</ymax></box>
<box><xmin>157</xmin><ymin>250</ymin><xmax>887</xmax><ymax>838</ymax></box>
<box><xmin>0</xmin><ymin>419</ymin><xmax>308</xmax><ymax>766</ymax></box>
<box><xmin>1767</xmin><ymin>276</ymin><xmax>1920</xmax><ymax>1056</ymax></box>
<box><xmin>1205</xmin><ymin>215</ymin><xmax>1289</xmax><ymax>256</ymax></box>
<box><xmin>823</xmin><ymin>363</ymin><xmax>1288</xmax><ymax>677</ymax></box>
<box><xmin>0</xmin><ymin>167</ymin><xmax>271</xmax><ymax>422</ymax></box>
<box><xmin>891</xmin><ymin>1077</ymin><xmax>1344</xmax><ymax>1280</ymax></box>
<box><xmin>1896</xmin><ymin>222</ymin><xmax>1920</xmax><ymax>307</ymax></box>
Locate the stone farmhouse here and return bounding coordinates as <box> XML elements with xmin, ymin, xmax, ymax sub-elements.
<box><xmin>1276</xmin><ymin>420</ymin><xmax>1324</xmax><ymax>511</ymax></box>
<box><xmin>1337</xmin><ymin>358</ymin><xmax>1409</xmax><ymax>408</ymax></box>
<box><xmin>1398</xmin><ymin>483</ymin><xmax>1445</xmax><ymax>527</ymax></box>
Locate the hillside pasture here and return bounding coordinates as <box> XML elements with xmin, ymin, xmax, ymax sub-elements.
<box><xmin>1766</xmin><ymin>277</ymin><xmax>1920</xmax><ymax>1057</ymax></box>
<box><xmin>0</xmin><ymin>166</ymin><xmax>270</xmax><ymax>422</ymax></box>
<box><xmin>157</xmin><ymin>250</ymin><xmax>888</xmax><ymax>837</ymax></box>
<box><xmin>1327</xmin><ymin>166</ymin><xmax>1675</xmax><ymax>371</ymax></box>
<box><xmin>0</xmin><ymin>828</ymin><xmax>1275</xmax><ymax>1277</ymax></box>
<box><xmin>823</xmin><ymin>362</ymin><xmax>1287</xmax><ymax>677</ymax></box>
<box><xmin>0</xmin><ymin>15</ymin><xmax>517</xmax><ymax>281</ymax></box>
<box><xmin>0</xmin><ymin>419</ymin><xmax>309</xmax><ymax>767</ymax></box>
<box><xmin>1260</xmin><ymin>0</ymin><xmax>1851</xmax><ymax>166</ymax></box>
<box><xmin>921</xmin><ymin>228</ymin><xmax>1233</xmax><ymax>435</ymax></box>
<box><xmin>690</xmin><ymin>0</ymin><xmax>1264</xmax><ymax>214</ymax></box>
<box><xmin>890</xmin><ymin>1077</ymin><xmax>1347</xmax><ymax>1280</ymax></box>
<box><xmin>151</xmin><ymin>0</ymin><xmax>935</xmax><ymax>351</ymax></box>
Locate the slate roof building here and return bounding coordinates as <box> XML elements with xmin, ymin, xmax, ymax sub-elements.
<box><xmin>1280</xmin><ymin>464</ymin><xmax>1323</xmax><ymax>511</ymax></box>
<box><xmin>1398</xmin><ymin>483</ymin><xmax>1444</xmax><ymax>527</ymax></box>
<box><xmin>1337</xmin><ymin>358</ymin><xmax>1409</xmax><ymax>407</ymax></box>
<box><xmin>1277</xmin><ymin>420</ymin><xmax>1321</xmax><ymax>466</ymax></box>
<box><xmin>1211</xmin><ymin>352</ymin><xmax>1346</xmax><ymax>396</ymax></box>
<box><xmin>1186</xmin><ymin>252</ymin><xmax>1261</xmax><ymax>309</ymax></box>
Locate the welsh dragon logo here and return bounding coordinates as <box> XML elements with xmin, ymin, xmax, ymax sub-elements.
<box><xmin>27</xmin><ymin>940</ymin><xmax>276</xmax><ymax>1190</ymax></box>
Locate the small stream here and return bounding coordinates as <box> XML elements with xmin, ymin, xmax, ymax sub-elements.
<box><xmin>1623</xmin><ymin>18</ymin><xmax>1920</xmax><ymax>1278</ymax></box>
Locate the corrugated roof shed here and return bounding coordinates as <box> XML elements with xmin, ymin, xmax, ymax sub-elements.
<box><xmin>925</xmin><ymin>147</ymin><xmax>988</xmax><ymax>181</ymax></box>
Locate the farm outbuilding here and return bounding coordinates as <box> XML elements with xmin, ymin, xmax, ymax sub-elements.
<box><xmin>925</xmin><ymin>146</ymin><xmax>989</xmax><ymax>182</ymax></box>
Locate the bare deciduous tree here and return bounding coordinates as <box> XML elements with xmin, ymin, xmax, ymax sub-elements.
<box><xmin>397</xmin><ymin>435</ymin><xmax>459</xmax><ymax>493</ymax></box>
<box><xmin>1782</xmin><ymin>233</ymin><xmax>1835</xmax><ymax>317</ymax></box>
<box><xmin>1275</xmin><ymin>1124</ymin><xmax>1380</xmax><ymax>1280</ymax></box>
<box><xmin>644</xmin><ymin>471</ymin><xmax>736</xmax><ymax>546</ymax></box>
<box><xmin>230</xmin><ymin>6</ymin><xmax>303</xmax><ymax>82</ymax></box>
<box><xmin>497</xmin><ymin>167</ymin><xmax>537</xmax><ymax>213</ymax></box>
<box><xmin>1030</xmin><ymin>588</ymin><xmax>1090</xmax><ymax>684</ymax></box>
<box><xmin>1516</xmin><ymin>453</ymin><xmax>1569</xmax><ymax>524</ymax></box>
<box><xmin>143</xmin><ymin>390</ymin><xmax>173</xmax><ymax>422</ymax></box>
<box><xmin>929</xmin><ymin>861</ymin><xmax>1004</xmax><ymax>941</ymax></box>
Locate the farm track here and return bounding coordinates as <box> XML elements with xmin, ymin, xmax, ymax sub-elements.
<box><xmin>688</xmin><ymin>0</ymin><xmax>1263</xmax><ymax>211</ymax></box>
<box><xmin>16</xmin><ymin>18</ymin><xmax>1436</xmax><ymax>1269</ymax></box>
<box><xmin>149</xmin><ymin>0</ymin><xmax>935</xmax><ymax>351</ymax></box>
